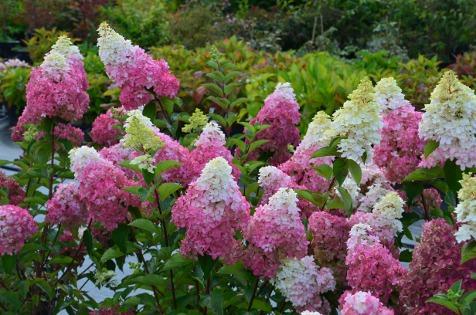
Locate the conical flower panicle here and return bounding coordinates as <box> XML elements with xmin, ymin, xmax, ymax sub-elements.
<box><xmin>172</xmin><ymin>157</ymin><xmax>250</xmax><ymax>262</ymax></box>
<box><xmin>244</xmin><ymin>188</ymin><xmax>308</xmax><ymax>278</ymax></box>
<box><xmin>419</xmin><ymin>70</ymin><xmax>476</xmax><ymax>169</ymax></box>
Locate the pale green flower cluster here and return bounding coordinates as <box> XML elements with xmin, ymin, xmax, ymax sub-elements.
<box><xmin>372</xmin><ymin>191</ymin><xmax>404</xmax><ymax>233</ymax></box>
<box><xmin>332</xmin><ymin>78</ymin><xmax>381</xmax><ymax>162</ymax></box>
<box><xmin>296</xmin><ymin>111</ymin><xmax>335</xmax><ymax>153</ymax></box>
<box><xmin>455</xmin><ymin>173</ymin><xmax>476</xmax><ymax>242</ymax></box>
<box><xmin>122</xmin><ymin>109</ymin><xmax>163</xmax><ymax>153</ymax></box>
<box><xmin>182</xmin><ymin>108</ymin><xmax>208</xmax><ymax>133</ymax></box>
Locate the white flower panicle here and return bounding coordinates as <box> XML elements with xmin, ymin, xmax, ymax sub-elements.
<box><xmin>372</xmin><ymin>191</ymin><xmax>404</xmax><ymax>233</ymax></box>
<box><xmin>97</xmin><ymin>22</ymin><xmax>135</xmax><ymax>66</ymax></box>
<box><xmin>332</xmin><ymin>78</ymin><xmax>381</xmax><ymax>162</ymax></box>
<box><xmin>301</xmin><ymin>311</ymin><xmax>323</xmax><ymax>315</ymax></box>
<box><xmin>374</xmin><ymin>77</ymin><xmax>409</xmax><ymax>112</ymax></box>
<box><xmin>194</xmin><ymin>121</ymin><xmax>226</xmax><ymax>147</ymax></box>
<box><xmin>271</xmin><ymin>82</ymin><xmax>297</xmax><ymax>103</ymax></box>
<box><xmin>297</xmin><ymin>111</ymin><xmax>335</xmax><ymax>153</ymax></box>
<box><xmin>268</xmin><ymin>188</ymin><xmax>300</xmax><ymax>216</ymax></box>
<box><xmin>454</xmin><ymin>173</ymin><xmax>476</xmax><ymax>242</ymax></box>
<box><xmin>274</xmin><ymin>256</ymin><xmax>335</xmax><ymax>308</ymax></box>
<box><xmin>69</xmin><ymin>146</ymin><xmax>103</xmax><ymax>176</ymax></box>
<box><xmin>419</xmin><ymin>70</ymin><xmax>476</xmax><ymax>169</ymax></box>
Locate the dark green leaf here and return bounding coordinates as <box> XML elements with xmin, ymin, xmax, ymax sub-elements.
<box><xmin>101</xmin><ymin>247</ymin><xmax>124</xmax><ymax>263</ymax></box>
<box><xmin>333</xmin><ymin>158</ymin><xmax>348</xmax><ymax>185</ymax></box>
<box><xmin>404</xmin><ymin>167</ymin><xmax>444</xmax><ymax>182</ymax></box>
<box><xmin>312</xmin><ymin>145</ymin><xmax>338</xmax><ymax>158</ymax></box>
<box><xmin>427</xmin><ymin>295</ymin><xmax>459</xmax><ymax>313</ymax></box>
<box><xmin>129</xmin><ymin>219</ymin><xmax>159</xmax><ymax>234</ymax></box>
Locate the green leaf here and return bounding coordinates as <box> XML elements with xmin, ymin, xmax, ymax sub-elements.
<box><xmin>427</xmin><ymin>295</ymin><xmax>459</xmax><ymax>313</ymax></box>
<box><xmin>203</xmin><ymin>83</ymin><xmax>224</xmax><ymax>97</ymax></box>
<box><xmin>424</xmin><ymin>140</ymin><xmax>439</xmax><ymax>158</ymax></box>
<box><xmin>333</xmin><ymin>158</ymin><xmax>348</xmax><ymax>185</ymax></box>
<box><xmin>112</xmin><ymin>224</ymin><xmax>129</xmax><ymax>253</ymax></box>
<box><xmin>444</xmin><ymin>160</ymin><xmax>462</xmax><ymax>192</ymax></box>
<box><xmin>296</xmin><ymin>189</ymin><xmax>327</xmax><ymax>207</ymax></box>
<box><xmin>143</xmin><ymin>102</ymin><xmax>156</xmax><ymax>120</ymax></box>
<box><xmin>347</xmin><ymin>159</ymin><xmax>362</xmax><ymax>184</ymax></box>
<box><xmin>315</xmin><ymin>164</ymin><xmax>333</xmax><ymax>180</ymax></box>
<box><xmin>337</xmin><ymin>187</ymin><xmax>352</xmax><ymax>212</ymax></box>
<box><xmin>218</xmin><ymin>263</ymin><xmax>254</xmax><ymax>286</ymax></box>
<box><xmin>162</xmin><ymin>253</ymin><xmax>193</xmax><ymax>271</ymax></box>
<box><xmin>1</xmin><ymin>255</ymin><xmax>16</xmax><ymax>274</ymax></box>
<box><xmin>50</xmin><ymin>256</ymin><xmax>74</xmax><ymax>265</ymax></box>
<box><xmin>312</xmin><ymin>145</ymin><xmax>338</xmax><ymax>158</ymax></box>
<box><xmin>129</xmin><ymin>218</ymin><xmax>159</xmax><ymax>234</ymax></box>
<box><xmin>210</xmin><ymin>289</ymin><xmax>224</xmax><ymax>315</ymax></box>
<box><xmin>404</xmin><ymin>167</ymin><xmax>444</xmax><ymax>182</ymax></box>
<box><xmin>158</xmin><ymin>183</ymin><xmax>182</xmax><ymax>201</ymax></box>
<box><xmin>462</xmin><ymin>241</ymin><xmax>476</xmax><ymax>264</ymax></box>
<box><xmin>399</xmin><ymin>249</ymin><xmax>413</xmax><ymax>262</ymax></box>
<box><xmin>249</xmin><ymin>140</ymin><xmax>269</xmax><ymax>153</ymax></box>
<box><xmin>250</xmin><ymin>298</ymin><xmax>272</xmax><ymax>312</ymax></box>
<box><xmin>154</xmin><ymin>160</ymin><xmax>180</xmax><ymax>177</ymax></box>
<box><xmin>101</xmin><ymin>247</ymin><xmax>124</xmax><ymax>263</ymax></box>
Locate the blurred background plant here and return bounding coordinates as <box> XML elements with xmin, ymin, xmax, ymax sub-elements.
<box><xmin>2</xmin><ymin>0</ymin><xmax>476</xmax><ymax>129</ymax></box>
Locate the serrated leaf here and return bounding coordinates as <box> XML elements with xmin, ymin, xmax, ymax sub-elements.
<box><xmin>129</xmin><ymin>218</ymin><xmax>159</xmax><ymax>234</ymax></box>
<box><xmin>424</xmin><ymin>140</ymin><xmax>439</xmax><ymax>158</ymax></box>
<box><xmin>158</xmin><ymin>183</ymin><xmax>182</xmax><ymax>201</ymax></box>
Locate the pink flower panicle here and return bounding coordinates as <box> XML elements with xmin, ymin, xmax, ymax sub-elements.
<box><xmin>171</xmin><ymin>157</ymin><xmax>250</xmax><ymax>263</ymax></box>
<box><xmin>345</xmin><ymin>242</ymin><xmax>406</xmax><ymax>303</ymax></box>
<box><xmin>0</xmin><ymin>171</ymin><xmax>25</xmax><ymax>205</ymax></box>
<box><xmin>244</xmin><ymin>188</ymin><xmax>308</xmax><ymax>278</ymax></box>
<box><xmin>187</xmin><ymin>121</ymin><xmax>239</xmax><ymax>182</ymax></box>
<box><xmin>257</xmin><ymin>166</ymin><xmax>316</xmax><ymax>216</ymax></box>
<box><xmin>97</xmin><ymin>22</ymin><xmax>179</xmax><ymax>110</ymax></box>
<box><xmin>154</xmin><ymin>130</ymin><xmax>192</xmax><ymax>185</ymax></box>
<box><xmin>250</xmin><ymin>83</ymin><xmax>301</xmax><ymax>164</ymax></box>
<box><xmin>54</xmin><ymin>123</ymin><xmax>84</xmax><ymax>146</ymax></box>
<box><xmin>46</xmin><ymin>182</ymin><xmax>86</xmax><ymax>228</ymax></box>
<box><xmin>0</xmin><ymin>205</ymin><xmax>37</xmax><ymax>255</ymax></box>
<box><xmin>91</xmin><ymin>107</ymin><xmax>125</xmax><ymax>146</ymax></box>
<box><xmin>77</xmin><ymin>159</ymin><xmax>138</xmax><ymax>231</ymax></box>
<box><xmin>309</xmin><ymin>211</ymin><xmax>350</xmax><ymax>265</ymax></box>
<box><xmin>13</xmin><ymin>36</ymin><xmax>89</xmax><ymax>141</ymax></box>
<box><xmin>339</xmin><ymin>291</ymin><xmax>394</xmax><ymax>315</ymax></box>
<box><xmin>373</xmin><ymin>104</ymin><xmax>424</xmax><ymax>183</ymax></box>
<box><xmin>399</xmin><ymin>219</ymin><xmax>476</xmax><ymax>314</ymax></box>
